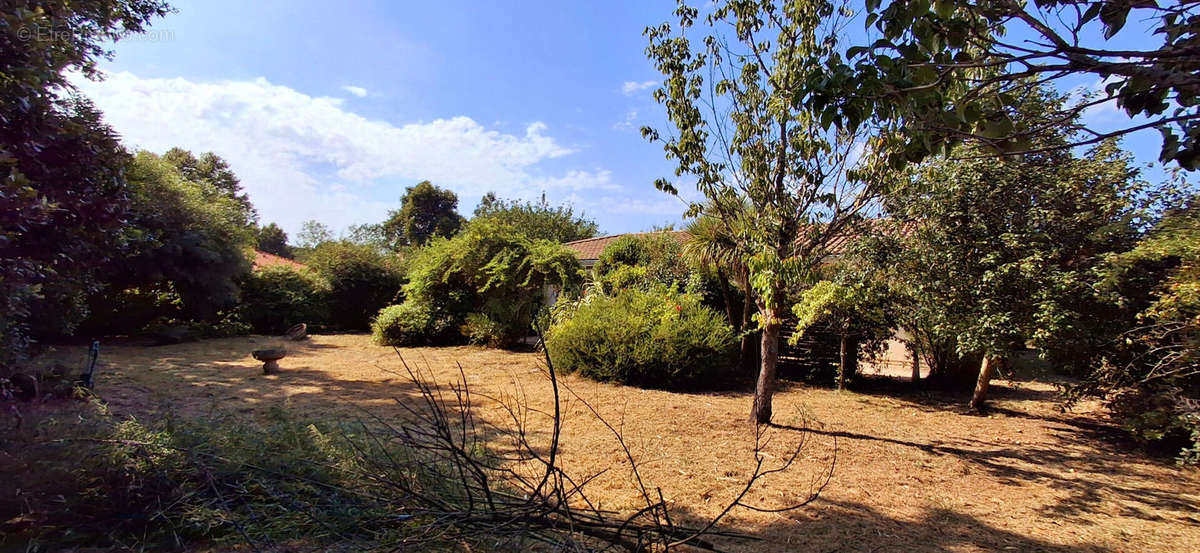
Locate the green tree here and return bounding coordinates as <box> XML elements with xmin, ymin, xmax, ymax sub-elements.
<box><xmin>797</xmin><ymin>0</ymin><xmax>1200</xmax><ymax>169</ymax></box>
<box><xmin>306</xmin><ymin>241</ymin><xmax>404</xmax><ymax>330</ymax></box>
<box><xmin>472</xmin><ymin>192</ymin><xmax>599</xmax><ymax>242</ymax></box>
<box><xmin>80</xmin><ymin>152</ymin><xmax>254</xmax><ymax>330</ymax></box>
<box><xmin>874</xmin><ymin>92</ymin><xmax>1148</xmax><ymax>409</ymax></box>
<box><xmin>791</xmin><ymin>276</ymin><xmax>894</xmax><ymax>391</ymax></box>
<box><xmin>344</xmin><ymin>222</ymin><xmax>390</xmax><ymax>252</ymax></box>
<box><xmin>1</xmin><ymin>0</ymin><xmax>169</xmax><ymax>363</ymax></box>
<box><xmin>381</xmin><ymin>181</ymin><xmax>465</xmax><ymax>248</ymax></box>
<box><xmin>256</xmin><ymin>223</ymin><xmax>292</xmax><ymax>258</ymax></box>
<box><xmin>644</xmin><ymin>0</ymin><xmax>890</xmax><ymax>423</ymax></box>
<box><xmin>296</xmin><ymin>220</ymin><xmax>334</xmax><ymax>249</ymax></box>
<box><xmin>163</xmin><ymin>148</ymin><xmax>257</xmax><ymax>226</ymax></box>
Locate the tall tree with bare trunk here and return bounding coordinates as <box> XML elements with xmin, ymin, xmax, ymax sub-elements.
<box><xmin>644</xmin><ymin>0</ymin><xmax>888</xmax><ymax>423</ymax></box>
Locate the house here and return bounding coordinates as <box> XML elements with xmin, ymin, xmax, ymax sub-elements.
<box><xmin>559</xmin><ymin>227</ymin><xmax>920</xmax><ymax>380</ymax></box>
<box><xmin>252</xmin><ymin>250</ymin><xmax>307</xmax><ymax>271</ymax></box>
<box><xmin>542</xmin><ymin>231</ymin><xmax>689</xmax><ymax>306</ymax></box>
<box><xmin>561</xmin><ymin>230</ymin><xmax>691</xmax><ymax>270</ymax></box>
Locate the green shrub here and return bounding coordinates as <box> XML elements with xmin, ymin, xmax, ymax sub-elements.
<box><xmin>593</xmin><ymin>235</ymin><xmax>650</xmax><ymax>275</ymax></box>
<box><xmin>307</xmin><ymin>241</ymin><xmax>405</xmax><ymax>330</ymax></box>
<box><xmin>1107</xmin><ymin>385</ymin><xmax>1200</xmax><ymax>465</ymax></box>
<box><xmin>593</xmin><ymin>232</ymin><xmax>706</xmax><ymax>298</ymax></box>
<box><xmin>545</xmin><ymin>287</ymin><xmax>736</xmax><ymax>389</ymax></box>
<box><xmin>0</xmin><ymin>402</ymin><xmax>404</xmax><ymax>550</ymax></box>
<box><xmin>461</xmin><ymin>312</ymin><xmax>509</xmax><ymax>348</ymax></box>
<box><xmin>372</xmin><ymin>301</ymin><xmax>458</xmax><ymax>346</ymax></box>
<box><xmin>238</xmin><ymin>265</ymin><xmax>331</xmax><ymax>333</ymax></box>
<box><xmin>597</xmin><ymin>264</ymin><xmax>651</xmax><ymax>295</ymax></box>
<box><xmin>469</xmin><ymin>297</ymin><xmax>541</xmax><ymax>348</ymax></box>
<box><xmin>458</xmin><ymin>298</ymin><xmax>538</xmax><ymax>348</ymax></box>
<box><xmin>400</xmin><ymin>220</ymin><xmax>584</xmax><ymax>347</ymax></box>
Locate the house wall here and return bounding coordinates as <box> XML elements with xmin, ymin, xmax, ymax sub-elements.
<box><xmin>859</xmin><ymin>336</ymin><xmax>925</xmax><ymax>379</ymax></box>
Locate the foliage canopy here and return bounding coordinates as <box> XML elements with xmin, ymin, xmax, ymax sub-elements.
<box><xmin>796</xmin><ymin>0</ymin><xmax>1200</xmax><ymax>169</ymax></box>
<box><xmin>382</xmin><ymin>181</ymin><xmax>466</xmax><ymax>248</ymax></box>
<box><xmin>387</xmin><ymin>219</ymin><xmax>585</xmax><ymax>347</ymax></box>
<box><xmin>473</xmin><ymin>192</ymin><xmax>599</xmax><ymax>243</ymax></box>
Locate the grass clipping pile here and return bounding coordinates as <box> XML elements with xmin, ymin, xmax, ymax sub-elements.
<box><xmin>3</xmin><ymin>345</ymin><xmax>833</xmax><ymax>552</ymax></box>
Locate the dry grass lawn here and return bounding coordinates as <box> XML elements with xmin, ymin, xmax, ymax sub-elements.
<box><xmin>35</xmin><ymin>334</ymin><xmax>1200</xmax><ymax>553</ymax></box>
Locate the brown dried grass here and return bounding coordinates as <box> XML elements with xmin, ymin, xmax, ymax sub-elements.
<box><xmin>34</xmin><ymin>334</ymin><xmax>1200</xmax><ymax>553</ymax></box>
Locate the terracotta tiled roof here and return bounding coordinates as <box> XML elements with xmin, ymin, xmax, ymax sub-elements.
<box><xmin>252</xmin><ymin>250</ymin><xmax>308</xmax><ymax>271</ymax></box>
<box><xmin>820</xmin><ymin>218</ymin><xmax>911</xmax><ymax>256</ymax></box>
<box><xmin>561</xmin><ymin>220</ymin><xmax>900</xmax><ymax>263</ymax></box>
<box><xmin>562</xmin><ymin>231</ymin><xmax>691</xmax><ymax>261</ymax></box>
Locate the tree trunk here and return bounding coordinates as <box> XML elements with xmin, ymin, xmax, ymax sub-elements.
<box><xmin>968</xmin><ymin>355</ymin><xmax>1000</xmax><ymax>411</ymax></box>
<box><xmin>716</xmin><ymin>268</ymin><xmax>739</xmax><ymax>330</ymax></box>
<box><xmin>751</xmin><ymin>309</ymin><xmax>781</xmax><ymax>424</ymax></box>
<box><xmin>740</xmin><ymin>332</ymin><xmax>757</xmax><ymax>374</ymax></box>
<box><xmin>910</xmin><ymin>340</ymin><xmax>921</xmax><ymax>385</ymax></box>
<box><xmin>837</xmin><ymin>332</ymin><xmax>849</xmax><ymax>391</ymax></box>
<box><xmin>738</xmin><ymin>271</ymin><xmax>757</xmax><ymax>373</ymax></box>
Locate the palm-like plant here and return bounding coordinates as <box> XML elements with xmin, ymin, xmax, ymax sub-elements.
<box><xmin>684</xmin><ymin>205</ymin><xmax>758</xmax><ymax>372</ymax></box>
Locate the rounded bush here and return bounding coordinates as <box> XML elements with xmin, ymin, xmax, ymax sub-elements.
<box><xmin>545</xmin><ymin>287</ymin><xmax>737</xmax><ymax>389</ymax></box>
<box><xmin>593</xmin><ymin>235</ymin><xmax>649</xmax><ymax>276</ymax></box>
<box><xmin>372</xmin><ymin>301</ymin><xmax>458</xmax><ymax>346</ymax></box>
<box><xmin>461</xmin><ymin>312</ymin><xmax>509</xmax><ymax>348</ymax></box>
<box><xmin>372</xmin><ymin>303</ymin><xmax>430</xmax><ymax>346</ymax></box>
<box><xmin>238</xmin><ymin>266</ymin><xmax>330</xmax><ymax>334</ymax></box>
<box><xmin>306</xmin><ymin>242</ymin><xmax>404</xmax><ymax>331</ymax></box>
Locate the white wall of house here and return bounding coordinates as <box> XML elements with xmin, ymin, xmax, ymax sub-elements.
<box><xmin>859</xmin><ymin>336</ymin><xmax>924</xmax><ymax>379</ymax></box>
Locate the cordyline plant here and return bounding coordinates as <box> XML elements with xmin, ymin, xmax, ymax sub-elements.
<box><xmin>643</xmin><ymin>0</ymin><xmax>892</xmax><ymax>423</ymax></box>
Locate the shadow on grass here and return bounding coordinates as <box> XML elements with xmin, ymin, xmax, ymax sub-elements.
<box><xmin>767</xmin><ymin>418</ymin><xmax>1198</xmax><ymax>527</ymax></box>
<box><xmin>668</xmin><ymin>498</ymin><xmax>1115</xmax><ymax>553</ymax></box>
<box><xmin>28</xmin><ymin>337</ymin><xmax>1199</xmax><ymax>552</ymax></box>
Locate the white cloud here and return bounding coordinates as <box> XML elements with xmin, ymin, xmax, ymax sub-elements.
<box><xmin>1068</xmin><ymin>75</ymin><xmax>1123</xmax><ymax>126</ymax></box>
<box><xmin>565</xmin><ymin>187</ymin><xmax>691</xmax><ymax>218</ymax></box>
<box><xmin>613</xmin><ymin>109</ymin><xmax>638</xmax><ymax>131</ymax></box>
<box><xmin>341</xmin><ymin>85</ymin><xmax>368</xmax><ymax>97</ymax></box>
<box><xmin>74</xmin><ymin>72</ymin><xmax>615</xmax><ymax>234</ymax></box>
<box><xmin>621</xmin><ymin>80</ymin><xmax>658</xmax><ymax>96</ymax></box>
<box><xmin>600</xmin><ymin>195</ymin><xmax>686</xmax><ymax>216</ymax></box>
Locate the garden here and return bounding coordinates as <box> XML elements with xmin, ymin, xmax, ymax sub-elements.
<box><xmin>4</xmin><ymin>1</ymin><xmax>1200</xmax><ymax>552</ymax></box>
<box><xmin>10</xmin><ymin>335</ymin><xmax>1200</xmax><ymax>552</ymax></box>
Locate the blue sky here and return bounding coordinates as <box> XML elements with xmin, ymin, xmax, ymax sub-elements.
<box><xmin>79</xmin><ymin>0</ymin><xmax>691</xmax><ymax>237</ymax></box>
<box><xmin>78</xmin><ymin>0</ymin><xmax>1173</xmax><ymax>238</ymax></box>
